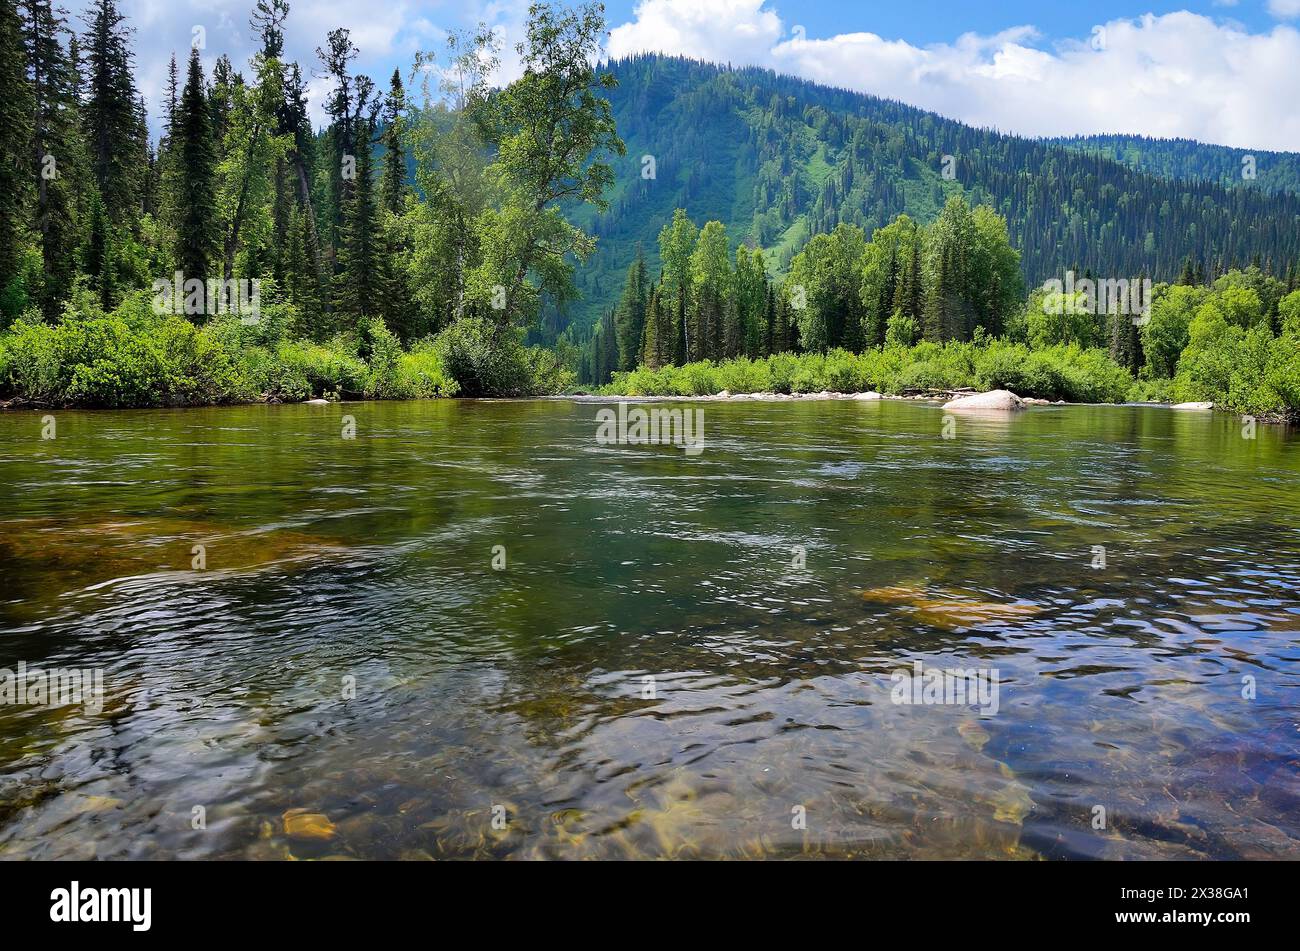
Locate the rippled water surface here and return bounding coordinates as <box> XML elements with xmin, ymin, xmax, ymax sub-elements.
<box><xmin>0</xmin><ymin>398</ymin><xmax>1297</xmax><ymax>859</ymax></box>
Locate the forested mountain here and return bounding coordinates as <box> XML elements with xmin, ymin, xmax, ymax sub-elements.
<box><xmin>1050</xmin><ymin>134</ymin><xmax>1300</xmax><ymax>196</ymax></box>
<box><xmin>556</xmin><ymin>54</ymin><xmax>1300</xmax><ymax>342</ymax></box>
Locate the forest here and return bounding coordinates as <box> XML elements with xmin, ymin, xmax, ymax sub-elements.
<box><xmin>0</xmin><ymin>0</ymin><xmax>621</xmax><ymax>403</ymax></box>
<box><xmin>0</xmin><ymin>0</ymin><xmax>1297</xmax><ymax>417</ymax></box>
<box><xmin>586</xmin><ymin>196</ymin><xmax>1300</xmax><ymax>418</ymax></box>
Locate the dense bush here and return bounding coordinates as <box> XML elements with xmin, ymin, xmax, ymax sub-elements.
<box><xmin>608</xmin><ymin>339</ymin><xmax>1139</xmax><ymax>403</ymax></box>
<box><xmin>1171</xmin><ymin>305</ymin><xmax>1300</xmax><ymax>415</ymax></box>
<box><xmin>0</xmin><ymin>295</ymin><xmax>474</xmax><ymax>407</ymax></box>
<box><xmin>431</xmin><ymin>316</ymin><xmax>571</xmax><ymax>397</ymax></box>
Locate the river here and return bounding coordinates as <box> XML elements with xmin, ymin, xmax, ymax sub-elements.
<box><xmin>0</xmin><ymin>398</ymin><xmax>1296</xmax><ymax>859</ymax></box>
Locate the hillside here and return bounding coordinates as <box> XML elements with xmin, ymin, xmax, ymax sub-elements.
<box><xmin>552</xmin><ymin>54</ymin><xmax>1300</xmax><ymax>342</ymax></box>
<box><xmin>1050</xmin><ymin>134</ymin><xmax>1300</xmax><ymax>195</ymax></box>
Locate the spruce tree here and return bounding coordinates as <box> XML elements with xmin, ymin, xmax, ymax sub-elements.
<box><xmin>614</xmin><ymin>244</ymin><xmax>648</xmax><ymax>370</ymax></box>
<box><xmin>174</xmin><ymin>47</ymin><xmax>218</xmax><ymax>291</ymax></box>
<box><xmin>0</xmin><ymin>0</ymin><xmax>34</xmax><ymax>305</ymax></box>
<box><xmin>83</xmin><ymin>188</ymin><xmax>114</xmax><ymax>309</ymax></box>
<box><xmin>379</xmin><ymin>68</ymin><xmax>406</xmax><ymax>215</ymax></box>
<box><xmin>22</xmin><ymin>0</ymin><xmax>82</xmax><ymax>315</ymax></box>
<box><xmin>317</xmin><ymin>28</ymin><xmax>360</xmax><ymax>261</ymax></box>
<box><xmin>641</xmin><ymin>281</ymin><xmax>662</xmax><ymax>369</ymax></box>
<box><xmin>80</xmin><ymin>0</ymin><xmax>139</xmax><ymax>223</ymax></box>
<box><xmin>335</xmin><ymin>102</ymin><xmax>380</xmax><ymax>320</ymax></box>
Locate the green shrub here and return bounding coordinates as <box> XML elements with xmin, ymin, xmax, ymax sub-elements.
<box><xmin>432</xmin><ymin>317</ymin><xmax>544</xmax><ymax>397</ymax></box>
<box><xmin>604</xmin><ymin>339</ymin><xmax>1138</xmax><ymax>404</ymax></box>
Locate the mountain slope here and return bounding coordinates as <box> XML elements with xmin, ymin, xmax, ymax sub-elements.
<box><xmin>553</xmin><ymin>55</ymin><xmax>1300</xmax><ymax>341</ymax></box>
<box><xmin>1049</xmin><ymin>134</ymin><xmax>1300</xmax><ymax>195</ymax></box>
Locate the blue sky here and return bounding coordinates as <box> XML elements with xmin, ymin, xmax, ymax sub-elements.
<box><xmin>66</xmin><ymin>0</ymin><xmax>1300</xmax><ymax>150</ymax></box>
<box><xmin>603</xmin><ymin>0</ymin><xmax>1289</xmax><ymax>45</ymax></box>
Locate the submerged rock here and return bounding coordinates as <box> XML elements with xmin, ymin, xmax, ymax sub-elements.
<box><xmin>860</xmin><ymin>583</ymin><xmax>1042</xmax><ymax>629</ymax></box>
<box><xmin>305</xmin><ymin>398</ymin><xmax>330</xmax><ymax>405</ymax></box>
<box><xmin>283</xmin><ymin>809</ymin><xmax>336</xmax><ymax>840</ymax></box>
<box><xmin>942</xmin><ymin>389</ymin><xmax>1025</xmax><ymax>411</ymax></box>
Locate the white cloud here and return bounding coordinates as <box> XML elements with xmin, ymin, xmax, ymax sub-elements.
<box><xmin>606</xmin><ymin>1</ymin><xmax>1300</xmax><ymax>152</ymax></box>
<box><xmin>608</xmin><ymin>0</ymin><xmax>782</xmax><ymax>64</ymax></box>
<box><xmin>1268</xmin><ymin>0</ymin><xmax>1300</xmax><ymax>19</ymax></box>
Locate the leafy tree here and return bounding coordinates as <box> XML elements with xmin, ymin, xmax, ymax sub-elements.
<box><xmin>690</xmin><ymin>220</ymin><xmax>732</xmax><ymax>360</ymax></box>
<box><xmin>472</xmin><ymin>0</ymin><xmax>625</xmax><ymax>326</ymax></box>
<box><xmin>218</xmin><ymin>51</ymin><xmax>291</xmax><ymax>284</ymax></box>
<box><xmin>786</xmin><ymin>222</ymin><xmax>867</xmax><ymax>351</ymax></box>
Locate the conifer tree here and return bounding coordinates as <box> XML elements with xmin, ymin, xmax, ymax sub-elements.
<box><xmin>641</xmin><ymin>281</ymin><xmax>663</xmax><ymax>369</ymax></box>
<box><xmin>21</xmin><ymin>0</ymin><xmax>81</xmax><ymax>315</ymax></box>
<box><xmin>174</xmin><ymin>47</ymin><xmax>218</xmax><ymax>289</ymax></box>
<box><xmin>614</xmin><ymin>244</ymin><xmax>648</xmax><ymax>370</ymax></box>
<box><xmin>379</xmin><ymin>68</ymin><xmax>407</xmax><ymax>215</ymax></box>
<box><xmin>335</xmin><ymin>97</ymin><xmax>381</xmax><ymax>320</ymax></box>
<box><xmin>80</xmin><ymin>0</ymin><xmax>139</xmax><ymax>223</ymax></box>
<box><xmin>658</xmin><ymin>208</ymin><xmax>697</xmax><ymax>361</ymax></box>
<box><xmin>0</xmin><ymin>0</ymin><xmax>33</xmax><ymax>307</ymax></box>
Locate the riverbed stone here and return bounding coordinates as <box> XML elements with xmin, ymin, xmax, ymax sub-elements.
<box><xmin>283</xmin><ymin>808</ymin><xmax>336</xmax><ymax>840</ymax></box>
<box><xmin>942</xmin><ymin>389</ymin><xmax>1025</xmax><ymax>411</ymax></box>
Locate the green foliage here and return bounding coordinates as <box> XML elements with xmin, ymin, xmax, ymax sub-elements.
<box><xmin>608</xmin><ymin>339</ymin><xmax>1136</xmax><ymax>404</ymax></box>
<box><xmin>563</xmin><ymin>55</ymin><xmax>1300</xmax><ymax>341</ymax></box>
<box><xmin>1</xmin><ymin>292</ymin><xmax>239</xmax><ymax>407</ymax></box>
<box><xmin>1054</xmin><ymin>134</ymin><xmax>1300</xmax><ymax>195</ymax></box>
<box><xmin>1140</xmin><ymin>283</ymin><xmax>1202</xmax><ymax>379</ymax></box>
<box><xmin>0</xmin><ymin>290</ymin><xmax>473</xmax><ymax>406</ymax></box>
<box><xmin>885</xmin><ymin>311</ymin><xmax>919</xmax><ymax>348</ymax></box>
<box><xmin>430</xmin><ymin>315</ymin><xmax>568</xmax><ymax>398</ymax></box>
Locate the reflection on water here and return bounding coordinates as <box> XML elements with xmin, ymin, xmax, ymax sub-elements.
<box><xmin>0</xmin><ymin>399</ymin><xmax>1296</xmax><ymax>859</ymax></box>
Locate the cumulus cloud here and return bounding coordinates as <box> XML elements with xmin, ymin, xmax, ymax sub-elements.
<box><xmin>607</xmin><ymin>0</ymin><xmax>782</xmax><ymax>63</ymax></box>
<box><xmin>606</xmin><ymin>0</ymin><xmax>1300</xmax><ymax>151</ymax></box>
<box><xmin>1268</xmin><ymin>0</ymin><xmax>1300</xmax><ymax>19</ymax></box>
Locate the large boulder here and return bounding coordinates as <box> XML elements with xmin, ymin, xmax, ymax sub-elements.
<box><xmin>1170</xmin><ymin>401</ymin><xmax>1214</xmax><ymax>410</ymax></box>
<box><xmin>942</xmin><ymin>389</ymin><xmax>1025</xmax><ymax>411</ymax></box>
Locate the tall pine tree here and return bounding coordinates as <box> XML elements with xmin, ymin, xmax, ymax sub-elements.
<box><xmin>174</xmin><ymin>47</ymin><xmax>217</xmax><ymax>292</ymax></box>
<box><xmin>80</xmin><ymin>0</ymin><xmax>139</xmax><ymax>223</ymax></box>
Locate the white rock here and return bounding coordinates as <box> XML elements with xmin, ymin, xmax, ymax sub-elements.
<box><xmin>305</xmin><ymin>398</ymin><xmax>330</xmax><ymax>405</ymax></box>
<box><xmin>941</xmin><ymin>389</ymin><xmax>1025</xmax><ymax>411</ymax></box>
<box><xmin>852</xmin><ymin>391</ymin><xmax>883</xmax><ymax>400</ymax></box>
<box><xmin>1170</xmin><ymin>401</ymin><xmax>1214</xmax><ymax>410</ymax></box>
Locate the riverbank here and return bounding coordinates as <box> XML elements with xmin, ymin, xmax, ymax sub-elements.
<box><xmin>602</xmin><ymin>342</ymin><xmax>1300</xmax><ymax>421</ymax></box>
<box><xmin>0</xmin><ymin>294</ymin><xmax>575</xmax><ymax>409</ymax></box>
